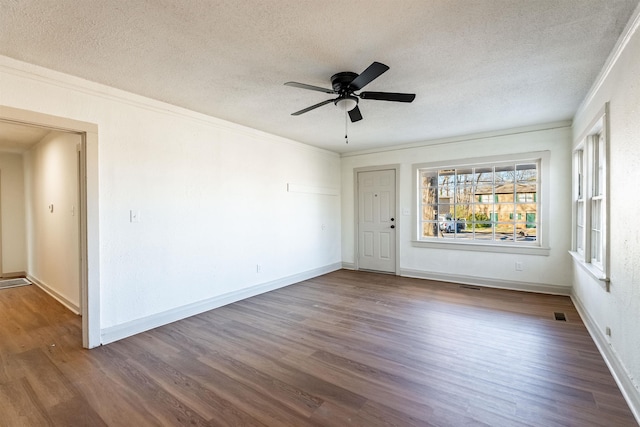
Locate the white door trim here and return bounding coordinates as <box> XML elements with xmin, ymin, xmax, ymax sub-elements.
<box><xmin>354</xmin><ymin>164</ymin><xmax>400</xmax><ymax>275</ymax></box>
<box><xmin>0</xmin><ymin>172</ymin><xmax>3</xmax><ymax>277</ymax></box>
<box><xmin>0</xmin><ymin>105</ymin><xmax>100</xmax><ymax>349</ymax></box>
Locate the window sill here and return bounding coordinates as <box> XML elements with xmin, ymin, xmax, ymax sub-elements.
<box><xmin>412</xmin><ymin>240</ymin><xmax>550</xmax><ymax>256</ymax></box>
<box><xmin>569</xmin><ymin>250</ymin><xmax>609</xmax><ymax>290</ymax></box>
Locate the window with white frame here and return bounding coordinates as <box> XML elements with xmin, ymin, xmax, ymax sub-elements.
<box><xmin>575</xmin><ymin>149</ymin><xmax>585</xmax><ymax>255</ymax></box>
<box><xmin>417</xmin><ymin>155</ymin><xmax>543</xmax><ymax>246</ymax></box>
<box><xmin>572</xmin><ymin>107</ymin><xmax>607</xmax><ymax>279</ymax></box>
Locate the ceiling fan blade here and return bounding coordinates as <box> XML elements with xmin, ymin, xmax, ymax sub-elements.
<box><xmin>359</xmin><ymin>91</ymin><xmax>416</xmax><ymax>102</ymax></box>
<box><xmin>291</xmin><ymin>99</ymin><xmax>335</xmax><ymax>116</ymax></box>
<box><xmin>284</xmin><ymin>81</ymin><xmax>336</xmax><ymax>94</ymax></box>
<box><xmin>348</xmin><ymin>105</ymin><xmax>363</xmax><ymax>122</ymax></box>
<box><xmin>349</xmin><ymin>62</ymin><xmax>389</xmax><ymax>90</ymax></box>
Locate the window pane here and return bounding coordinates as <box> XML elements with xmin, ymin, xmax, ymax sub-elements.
<box><xmin>576</xmin><ymin>199</ymin><xmax>584</xmax><ymax>252</ymax></box>
<box><xmin>473</xmin><ymin>223</ymin><xmax>493</xmax><ymax>240</ymax></box>
<box><xmin>516</xmin><ymin>163</ymin><xmax>537</xmax><ymax>182</ymax></box>
<box><xmin>597</xmin><ymin>135</ymin><xmax>605</xmax><ymax>197</ymax></box>
<box><xmin>421</xmin><ymin>171</ymin><xmax>437</xmax><ymax>189</ymax></box>
<box><xmin>495</xmin><ymin>165</ymin><xmax>515</xmax><ymax>184</ymax></box>
<box><xmin>422</xmin><ymin>187</ymin><xmax>437</xmax><ymax>205</ymax></box>
<box><xmin>516</xmin><ymin>184</ymin><xmax>536</xmax><ymax>203</ymax></box>
<box><xmin>439</xmin><ymin>204</ymin><xmax>455</xmax><ymax>218</ymax></box>
<box><xmin>496</xmin><ymin>223</ymin><xmax>515</xmax><ymax>241</ymax></box>
<box><xmin>454</xmin><ymin>201</ymin><xmax>472</xmax><ymax>221</ymax></box>
<box><xmin>576</xmin><ymin>225</ymin><xmax>584</xmax><ymax>252</ymax></box>
<box><xmin>476</xmin><ymin>184</ymin><xmax>493</xmax><ymax>203</ymax></box>
<box><xmin>591</xmin><ymin>199</ymin><xmax>602</xmax><ymax>262</ymax></box>
<box><xmin>454</xmin><ymin>225</ymin><xmax>472</xmax><ymax>240</ymax></box>
<box><xmin>438</xmin><ymin>183</ymin><xmax>454</xmax><ymax>203</ymax></box>
<box><xmin>455</xmin><ymin>185</ymin><xmax>475</xmax><ymax>204</ymax></box>
<box><xmin>472</xmin><ymin>204</ymin><xmax>492</xmax><ymax>224</ymax></box>
<box><xmin>475</xmin><ymin>168</ymin><xmax>493</xmax><ymax>185</ymax></box>
<box><xmin>516</xmin><ymin>203</ymin><xmax>537</xmax><ymax>219</ymax></box>
<box><xmin>422</xmin><ymin>205</ymin><xmax>438</xmax><ymax>221</ymax></box>
<box><xmin>453</xmin><ymin>219</ymin><xmax>469</xmax><ymax>236</ymax></box>
<box><xmin>500</xmin><ymin>192</ymin><xmax>515</xmax><ymax>203</ymax></box>
<box><xmin>576</xmin><ymin>150</ymin><xmax>584</xmax><ymax>199</ymax></box>
<box><xmin>422</xmin><ymin>222</ymin><xmax>438</xmax><ymax>238</ymax></box>
<box><xmin>592</xmin><ymin>230</ymin><xmax>601</xmax><ymax>262</ymax></box>
<box><xmin>438</xmin><ymin>169</ymin><xmax>455</xmax><ymax>185</ymax></box>
<box><xmin>495</xmin><ymin>204</ymin><xmax>514</xmax><ymax>222</ymax></box>
<box><xmin>456</xmin><ymin>168</ymin><xmax>474</xmax><ymax>185</ymax></box>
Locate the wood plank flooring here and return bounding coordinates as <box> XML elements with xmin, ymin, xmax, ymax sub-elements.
<box><xmin>0</xmin><ymin>270</ymin><xmax>637</xmax><ymax>426</ymax></box>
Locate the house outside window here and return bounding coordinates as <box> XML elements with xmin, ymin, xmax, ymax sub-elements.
<box><xmin>416</xmin><ymin>154</ymin><xmax>544</xmax><ymax>247</ymax></box>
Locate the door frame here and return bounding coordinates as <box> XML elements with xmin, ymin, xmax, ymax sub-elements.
<box><xmin>354</xmin><ymin>164</ymin><xmax>401</xmax><ymax>275</ymax></box>
<box><xmin>0</xmin><ymin>105</ymin><xmax>100</xmax><ymax>349</ymax></box>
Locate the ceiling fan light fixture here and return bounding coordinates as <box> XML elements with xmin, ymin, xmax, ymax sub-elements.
<box><xmin>335</xmin><ymin>96</ymin><xmax>358</xmax><ymax>112</ymax></box>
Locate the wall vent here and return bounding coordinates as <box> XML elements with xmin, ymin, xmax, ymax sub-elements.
<box><xmin>554</xmin><ymin>312</ymin><xmax>567</xmax><ymax>321</ymax></box>
<box><xmin>459</xmin><ymin>285</ymin><xmax>481</xmax><ymax>291</ymax></box>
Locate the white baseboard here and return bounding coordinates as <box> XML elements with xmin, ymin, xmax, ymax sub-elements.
<box><xmin>399</xmin><ymin>268</ymin><xmax>572</xmax><ymax>295</ymax></box>
<box><xmin>100</xmin><ymin>262</ymin><xmax>342</xmax><ymax>345</ymax></box>
<box><xmin>571</xmin><ymin>294</ymin><xmax>640</xmax><ymax>424</ymax></box>
<box><xmin>341</xmin><ymin>262</ymin><xmax>356</xmax><ymax>270</ymax></box>
<box><xmin>27</xmin><ymin>274</ymin><xmax>80</xmax><ymax>314</ymax></box>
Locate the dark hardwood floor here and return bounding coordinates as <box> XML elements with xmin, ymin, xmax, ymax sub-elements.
<box><xmin>0</xmin><ymin>270</ymin><xmax>637</xmax><ymax>426</ymax></box>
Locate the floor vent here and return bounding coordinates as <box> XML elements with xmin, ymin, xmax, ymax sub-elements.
<box><xmin>459</xmin><ymin>285</ymin><xmax>481</xmax><ymax>291</ymax></box>
<box><xmin>554</xmin><ymin>312</ymin><xmax>567</xmax><ymax>321</ymax></box>
<box><xmin>0</xmin><ymin>278</ymin><xmax>32</xmax><ymax>290</ymax></box>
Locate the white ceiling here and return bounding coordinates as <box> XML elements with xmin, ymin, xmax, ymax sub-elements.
<box><xmin>1</xmin><ymin>1</ymin><xmax>638</xmax><ymax>153</ymax></box>
<box><xmin>0</xmin><ymin>121</ymin><xmax>50</xmax><ymax>153</ymax></box>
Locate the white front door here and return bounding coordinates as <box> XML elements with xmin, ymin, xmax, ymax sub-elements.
<box><xmin>357</xmin><ymin>169</ymin><xmax>396</xmax><ymax>273</ymax></box>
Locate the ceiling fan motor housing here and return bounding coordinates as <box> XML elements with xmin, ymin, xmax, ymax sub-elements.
<box><xmin>331</xmin><ymin>72</ymin><xmax>359</xmax><ymax>93</ymax></box>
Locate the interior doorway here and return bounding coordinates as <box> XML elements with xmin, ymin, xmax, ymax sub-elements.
<box><xmin>355</xmin><ymin>166</ymin><xmax>399</xmax><ymax>274</ymax></box>
<box><xmin>0</xmin><ymin>105</ymin><xmax>100</xmax><ymax>348</ymax></box>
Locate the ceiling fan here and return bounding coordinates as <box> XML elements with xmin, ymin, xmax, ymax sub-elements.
<box><xmin>284</xmin><ymin>61</ymin><xmax>415</xmax><ymax>123</ymax></box>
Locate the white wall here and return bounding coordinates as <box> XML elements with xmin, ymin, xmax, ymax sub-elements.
<box><xmin>571</xmin><ymin>7</ymin><xmax>640</xmax><ymax>417</ymax></box>
<box><xmin>24</xmin><ymin>131</ymin><xmax>81</xmax><ymax>311</ymax></box>
<box><xmin>0</xmin><ymin>56</ymin><xmax>341</xmax><ymax>340</ymax></box>
<box><xmin>341</xmin><ymin>125</ymin><xmax>573</xmax><ymax>292</ymax></box>
<box><xmin>0</xmin><ymin>152</ymin><xmax>27</xmax><ymax>274</ymax></box>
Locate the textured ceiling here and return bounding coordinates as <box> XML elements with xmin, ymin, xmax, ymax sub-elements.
<box><xmin>1</xmin><ymin>0</ymin><xmax>638</xmax><ymax>153</ymax></box>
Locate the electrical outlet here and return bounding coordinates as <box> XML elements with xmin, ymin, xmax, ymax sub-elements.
<box><xmin>515</xmin><ymin>261</ymin><xmax>523</xmax><ymax>271</ymax></box>
<box><xmin>256</xmin><ymin>264</ymin><xmax>262</xmax><ymax>273</ymax></box>
<box><xmin>606</xmin><ymin>326</ymin><xmax>611</xmax><ymax>337</ymax></box>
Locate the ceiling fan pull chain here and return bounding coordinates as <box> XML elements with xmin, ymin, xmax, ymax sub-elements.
<box><xmin>345</xmin><ymin>111</ymin><xmax>349</xmax><ymax>144</ymax></box>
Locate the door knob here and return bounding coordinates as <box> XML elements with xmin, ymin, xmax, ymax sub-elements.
<box><xmin>391</xmin><ymin>217</ymin><xmax>395</xmax><ymax>221</ymax></box>
<box><xmin>390</xmin><ymin>225</ymin><xmax>395</xmax><ymax>229</ymax></box>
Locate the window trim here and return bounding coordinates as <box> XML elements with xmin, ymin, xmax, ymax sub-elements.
<box><xmin>570</xmin><ymin>103</ymin><xmax>609</xmax><ymax>286</ymax></box>
<box><xmin>412</xmin><ymin>151</ymin><xmax>550</xmax><ymax>255</ymax></box>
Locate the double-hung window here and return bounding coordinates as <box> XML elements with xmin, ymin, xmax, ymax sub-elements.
<box><xmin>572</xmin><ymin>105</ymin><xmax>608</xmax><ymax>282</ymax></box>
<box><xmin>414</xmin><ymin>152</ymin><xmax>549</xmax><ymax>254</ymax></box>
